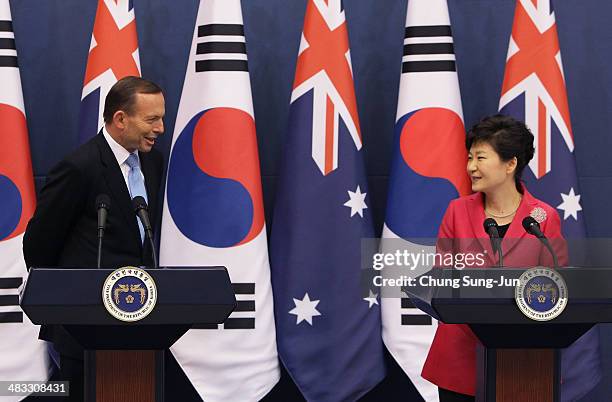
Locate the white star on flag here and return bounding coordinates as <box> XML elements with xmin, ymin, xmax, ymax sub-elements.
<box><xmin>557</xmin><ymin>188</ymin><xmax>582</xmax><ymax>221</ymax></box>
<box><xmin>343</xmin><ymin>185</ymin><xmax>368</xmax><ymax>218</ymax></box>
<box><xmin>363</xmin><ymin>289</ymin><xmax>379</xmax><ymax>308</ymax></box>
<box><xmin>289</xmin><ymin>293</ymin><xmax>321</xmax><ymax>325</ymax></box>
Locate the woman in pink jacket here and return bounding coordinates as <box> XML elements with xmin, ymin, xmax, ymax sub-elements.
<box><xmin>421</xmin><ymin>115</ymin><xmax>566</xmax><ymax>402</ymax></box>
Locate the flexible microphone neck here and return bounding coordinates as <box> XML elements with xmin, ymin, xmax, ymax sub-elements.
<box><xmin>97</xmin><ymin>194</ymin><xmax>111</xmax><ymax>237</ymax></box>
<box><xmin>132</xmin><ymin>196</ymin><xmax>158</xmax><ymax>268</ymax></box>
<box><xmin>483</xmin><ymin>218</ymin><xmax>503</xmax><ymax>267</ymax></box>
<box><xmin>96</xmin><ymin>194</ymin><xmax>111</xmax><ymax>269</ymax></box>
<box><xmin>522</xmin><ymin>217</ymin><xmax>559</xmax><ymax>268</ymax></box>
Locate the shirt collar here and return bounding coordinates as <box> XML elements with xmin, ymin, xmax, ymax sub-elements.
<box><xmin>102</xmin><ymin>126</ymin><xmax>137</xmax><ymax>166</ymax></box>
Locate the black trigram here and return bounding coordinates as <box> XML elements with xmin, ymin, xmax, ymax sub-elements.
<box><xmin>194</xmin><ymin>282</ymin><xmax>255</xmax><ymax>330</ymax></box>
<box><xmin>400</xmin><ymin>297</ymin><xmax>432</xmax><ymax>326</ymax></box>
<box><xmin>0</xmin><ymin>20</ymin><xmax>18</xmax><ymax>68</ymax></box>
<box><xmin>402</xmin><ymin>25</ymin><xmax>456</xmax><ymax>73</ymax></box>
<box><xmin>0</xmin><ymin>277</ymin><xmax>23</xmax><ymax>324</ymax></box>
<box><xmin>195</xmin><ymin>24</ymin><xmax>248</xmax><ymax>73</ymax></box>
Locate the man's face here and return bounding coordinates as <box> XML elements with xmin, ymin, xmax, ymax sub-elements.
<box><xmin>120</xmin><ymin>92</ymin><xmax>165</xmax><ymax>153</ymax></box>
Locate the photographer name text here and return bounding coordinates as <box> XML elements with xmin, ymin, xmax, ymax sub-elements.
<box><xmin>373</xmin><ymin>275</ymin><xmax>520</xmax><ymax>289</ymax></box>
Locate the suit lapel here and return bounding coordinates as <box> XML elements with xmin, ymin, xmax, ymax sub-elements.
<box><xmin>501</xmin><ymin>188</ymin><xmax>536</xmax><ymax>257</ymax></box>
<box><xmin>465</xmin><ymin>193</ymin><xmax>498</xmax><ymax>265</ymax></box>
<box><xmin>139</xmin><ymin>150</ymin><xmax>159</xmax><ymax>231</ymax></box>
<box><xmin>139</xmin><ymin>150</ymin><xmax>161</xmax><ymax>266</ymax></box>
<box><xmin>467</xmin><ymin>187</ymin><xmax>538</xmax><ymax>265</ymax></box>
<box><xmin>95</xmin><ymin>134</ymin><xmax>142</xmax><ymax>248</ymax></box>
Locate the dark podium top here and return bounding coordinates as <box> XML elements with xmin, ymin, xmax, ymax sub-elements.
<box><xmin>406</xmin><ymin>268</ymin><xmax>610</xmax><ymax>348</ymax></box>
<box><xmin>21</xmin><ymin>267</ymin><xmax>236</xmax><ymax>349</ymax></box>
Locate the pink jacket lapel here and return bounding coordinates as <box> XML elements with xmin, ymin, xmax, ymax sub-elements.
<box><xmin>465</xmin><ymin>192</ymin><xmax>497</xmax><ymax>266</ymax></box>
<box><xmin>464</xmin><ymin>188</ymin><xmax>538</xmax><ymax>266</ymax></box>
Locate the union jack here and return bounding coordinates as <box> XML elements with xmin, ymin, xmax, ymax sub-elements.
<box><xmin>499</xmin><ymin>0</ymin><xmax>572</xmax><ymax>179</ymax></box>
<box><xmin>291</xmin><ymin>0</ymin><xmax>361</xmax><ymax>176</ymax></box>
<box><xmin>78</xmin><ymin>0</ymin><xmax>140</xmax><ymax>142</ymax></box>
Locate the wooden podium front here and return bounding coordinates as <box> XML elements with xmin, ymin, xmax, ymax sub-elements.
<box><xmin>476</xmin><ymin>347</ymin><xmax>557</xmax><ymax>402</ymax></box>
<box><xmin>88</xmin><ymin>350</ymin><xmax>159</xmax><ymax>402</ymax></box>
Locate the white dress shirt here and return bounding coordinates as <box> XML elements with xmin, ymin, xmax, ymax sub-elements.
<box><xmin>102</xmin><ymin>126</ymin><xmax>145</xmax><ymax>192</ymax></box>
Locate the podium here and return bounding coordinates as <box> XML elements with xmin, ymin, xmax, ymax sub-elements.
<box><xmin>20</xmin><ymin>267</ymin><xmax>236</xmax><ymax>402</ymax></box>
<box><xmin>407</xmin><ymin>267</ymin><xmax>605</xmax><ymax>402</ymax></box>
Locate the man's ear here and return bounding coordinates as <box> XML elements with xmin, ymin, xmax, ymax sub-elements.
<box><xmin>113</xmin><ymin>110</ymin><xmax>127</xmax><ymax>129</ymax></box>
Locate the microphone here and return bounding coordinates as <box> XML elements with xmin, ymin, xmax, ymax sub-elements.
<box><xmin>132</xmin><ymin>196</ymin><xmax>158</xmax><ymax>268</ymax></box>
<box><xmin>522</xmin><ymin>216</ymin><xmax>545</xmax><ymax>238</ymax></box>
<box><xmin>96</xmin><ymin>194</ymin><xmax>111</xmax><ymax>268</ymax></box>
<box><xmin>132</xmin><ymin>196</ymin><xmax>153</xmax><ymax>237</ymax></box>
<box><xmin>522</xmin><ymin>216</ymin><xmax>559</xmax><ymax>268</ymax></box>
<box><xmin>483</xmin><ymin>218</ymin><xmax>503</xmax><ymax>267</ymax></box>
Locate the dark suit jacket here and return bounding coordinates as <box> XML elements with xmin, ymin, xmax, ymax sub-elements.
<box><xmin>23</xmin><ymin>132</ymin><xmax>164</xmax><ymax>357</ymax></box>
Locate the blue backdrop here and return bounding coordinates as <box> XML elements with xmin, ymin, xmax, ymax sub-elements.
<box><xmin>10</xmin><ymin>0</ymin><xmax>612</xmax><ymax>400</ymax></box>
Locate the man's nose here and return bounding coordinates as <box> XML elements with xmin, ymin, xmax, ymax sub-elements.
<box><xmin>154</xmin><ymin>119</ymin><xmax>164</xmax><ymax>133</ymax></box>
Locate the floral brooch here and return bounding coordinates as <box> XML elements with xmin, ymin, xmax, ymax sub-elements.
<box><xmin>530</xmin><ymin>207</ymin><xmax>547</xmax><ymax>223</ymax></box>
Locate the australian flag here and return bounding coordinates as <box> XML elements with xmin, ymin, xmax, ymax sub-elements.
<box><xmin>77</xmin><ymin>0</ymin><xmax>140</xmax><ymax>143</ymax></box>
<box><xmin>269</xmin><ymin>0</ymin><xmax>385</xmax><ymax>400</ymax></box>
<box><xmin>499</xmin><ymin>1</ymin><xmax>600</xmax><ymax>400</ymax></box>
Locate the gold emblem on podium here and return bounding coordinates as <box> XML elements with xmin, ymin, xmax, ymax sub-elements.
<box><xmin>515</xmin><ymin>267</ymin><xmax>567</xmax><ymax>322</ymax></box>
<box><xmin>102</xmin><ymin>266</ymin><xmax>157</xmax><ymax>322</ymax></box>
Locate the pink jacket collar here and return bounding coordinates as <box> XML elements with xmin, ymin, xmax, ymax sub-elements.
<box><xmin>465</xmin><ymin>185</ymin><xmax>540</xmax><ymax>262</ymax></box>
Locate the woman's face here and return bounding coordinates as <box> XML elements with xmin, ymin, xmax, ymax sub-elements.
<box><xmin>467</xmin><ymin>141</ymin><xmax>516</xmax><ymax>194</ymax></box>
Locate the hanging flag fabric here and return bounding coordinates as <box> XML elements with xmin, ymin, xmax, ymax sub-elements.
<box><xmin>77</xmin><ymin>0</ymin><xmax>140</xmax><ymax>143</ymax></box>
<box><xmin>159</xmin><ymin>1</ymin><xmax>279</xmax><ymax>401</ymax></box>
<box><xmin>499</xmin><ymin>1</ymin><xmax>600</xmax><ymax>400</ymax></box>
<box><xmin>269</xmin><ymin>0</ymin><xmax>385</xmax><ymax>400</ymax></box>
<box><xmin>0</xmin><ymin>1</ymin><xmax>53</xmax><ymax>398</ymax></box>
<box><xmin>380</xmin><ymin>1</ymin><xmax>470</xmax><ymax>401</ymax></box>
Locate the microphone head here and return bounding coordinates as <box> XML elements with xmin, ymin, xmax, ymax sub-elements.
<box><xmin>132</xmin><ymin>196</ymin><xmax>148</xmax><ymax>212</ymax></box>
<box><xmin>522</xmin><ymin>216</ymin><xmax>543</xmax><ymax>237</ymax></box>
<box><xmin>483</xmin><ymin>217</ymin><xmax>500</xmax><ymax>241</ymax></box>
<box><xmin>483</xmin><ymin>218</ymin><xmax>501</xmax><ymax>256</ymax></box>
<box><xmin>522</xmin><ymin>216</ymin><xmax>538</xmax><ymax>230</ymax></box>
<box><xmin>96</xmin><ymin>194</ymin><xmax>111</xmax><ymax>210</ymax></box>
<box><xmin>483</xmin><ymin>218</ymin><xmax>498</xmax><ymax>231</ymax></box>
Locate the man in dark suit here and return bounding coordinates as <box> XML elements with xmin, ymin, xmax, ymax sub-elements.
<box><xmin>23</xmin><ymin>76</ymin><xmax>165</xmax><ymax>401</ymax></box>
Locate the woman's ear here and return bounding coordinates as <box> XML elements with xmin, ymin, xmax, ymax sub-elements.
<box><xmin>507</xmin><ymin>157</ymin><xmax>518</xmax><ymax>175</ymax></box>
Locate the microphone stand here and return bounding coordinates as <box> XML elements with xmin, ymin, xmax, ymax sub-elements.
<box><xmin>96</xmin><ymin>195</ymin><xmax>110</xmax><ymax>268</ymax></box>
<box><xmin>132</xmin><ymin>196</ymin><xmax>158</xmax><ymax>269</ymax></box>
<box><xmin>146</xmin><ymin>230</ymin><xmax>158</xmax><ymax>269</ymax></box>
<box><xmin>97</xmin><ymin>235</ymin><xmax>103</xmax><ymax>269</ymax></box>
<box><xmin>522</xmin><ymin>217</ymin><xmax>559</xmax><ymax>269</ymax></box>
<box><xmin>484</xmin><ymin>218</ymin><xmax>504</xmax><ymax>268</ymax></box>
<box><xmin>540</xmin><ymin>238</ymin><xmax>559</xmax><ymax>269</ymax></box>
<box><xmin>496</xmin><ymin>239</ymin><xmax>504</xmax><ymax>268</ymax></box>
